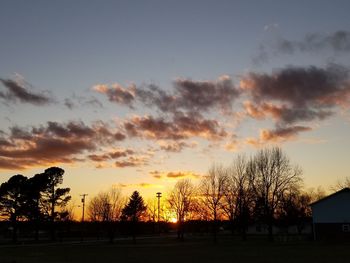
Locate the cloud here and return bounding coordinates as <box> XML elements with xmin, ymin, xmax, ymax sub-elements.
<box><xmin>123</xmin><ymin>112</ymin><xmax>227</xmax><ymax>141</ymax></box>
<box><xmin>0</xmin><ymin>78</ymin><xmax>54</xmax><ymax>106</ymax></box>
<box><xmin>94</xmin><ymin>75</ymin><xmax>240</xmax><ymax>115</ymax></box>
<box><xmin>224</xmin><ymin>135</ymin><xmax>240</xmax><ymax>152</ymax></box>
<box><xmin>244</xmin><ymin>101</ymin><xmax>333</xmax><ymax>124</ymax></box>
<box><xmin>93</xmin><ymin>83</ymin><xmax>136</xmax><ymax>106</ymax></box>
<box><xmin>253</xmin><ymin>30</ymin><xmax>350</xmax><ymax>64</ymax></box>
<box><xmin>64</xmin><ymin>95</ymin><xmax>103</xmax><ymax>110</ymax></box>
<box><xmin>117</xmin><ymin>182</ymin><xmax>163</xmax><ymax>189</ymax></box>
<box><xmin>150</xmin><ymin>170</ymin><xmax>201</xmax><ymax>180</ymax></box>
<box><xmin>276</xmin><ymin>31</ymin><xmax>350</xmax><ymax>54</ymax></box>
<box><xmin>0</xmin><ymin>121</ymin><xmax>126</xmax><ymax>170</ymax></box>
<box><xmin>150</xmin><ymin>170</ymin><xmax>162</xmax><ymax>179</ymax></box>
<box><xmin>158</xmin><ymin>140</ymin><xmax>196</xmax><ymax>153</ymax></box>
<box><xmin>115</xmin><ymin>156</ymin><xmax>149</xmax><ymax>168</ymax></box>
<box><xmin>138</xmin><ymin>75</ymin><xmax>240</xmax><ymax>114</ymax></box>
<box><xmin>246</xmin><ymin>125</ymin><xmax>312</xmax><ymax>146</ymax></box>
<box><xmin>263</xmin><ymin>23</ymin><xmax>279</xmax><ymax>31</ymax></box>
<box><xmin>241</xmin><ymin>64</ymin><xmax>350</xmax><ymax>125</ymax></box>
<box><xmin>88</xmin><ymin>148</ymin><xmax>135</xmax><ymax>162</ymax></box>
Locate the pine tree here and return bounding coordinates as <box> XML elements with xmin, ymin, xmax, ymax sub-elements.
<box><xmin>121</xmin><ymin>191</ymin><xmax>146</xmax><ymax>242</ymax></box>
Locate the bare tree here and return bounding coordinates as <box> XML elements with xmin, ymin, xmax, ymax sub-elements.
<box><xmin>146</xmin><ymin>198</ymin><xmax>158</xmax><ymax>222</ymax></box>
<box><xmin>87</xmin><ymin>187</ymin><xmax>124</xmax><ymax>222</ymax></box>
<box><xmin>61</xmin><ymin>201</ymin><xmax>76</xmax><ymax>221</ymax></box>
<box><xmin>167</xmin><ymin>179</ymin><xmax>195</xmax><ymax>240</ymax></box>
<box><xmin>108</xmin><ymin>187</ymin><xmax>124</xmax><ymax>221</ymax></box>
<box><xmin>308</xmin><ymin>186</ymin><xmax>326</xmax><ymax>202</ymax></box>
<box><xmin>278</xmin><ymin>189</ymin><xmax>312</xmax><ymax>236</ymax></box>
<box><xmin>88</xmin><ymin>192</ymin><xmax>111</xmax><ymax>222</ymax></box>
<box><xmin>200</xmin><ymin>164</ymin><xmax>227</xmax><ymax>242</ymax></box>
<box><xmin>247</xmin><ymin>147</ymin><xmax>302</xmax><ymax>241</ymax></box>
<box><xmin>224</xmin><ymin>155</ymin><xmax>252</xmax><ymax>239</ymax></box>
<box><xmin>331</xmin><ymin>177</ymin><xmax>350</xmax><ymax>191</ymax></box>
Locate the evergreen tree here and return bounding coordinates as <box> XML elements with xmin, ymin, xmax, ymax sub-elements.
<box><xmin>37</xmin><ymin>167</ymin><xmax>71</xmax><ymax>240</ymax></box>
<box><xmin>0</xmin><ymin>174</ymin><xmax>28</xmax><ymax>242</ymax></box>
<box><xmin>121</xmin><ymin>191</ymin><xmax>146</xmax><ymax>242</ymax></box>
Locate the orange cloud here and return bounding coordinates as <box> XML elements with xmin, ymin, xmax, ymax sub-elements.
<box><xmin>0</xmin><ymin>121</ymin><xmax>125</xmax><ymax>170</ymax></box>
<box><xmin>246</xmin><ymin>126</ymin><xmax>312</xmax><ymax>147</ymax></box>
<box><xmin>93</xmin><ymin>83</ymin><xmax>136</xmax><ymax>106</ymax></box>
<box><xmin>124</xmin><ymin>113</ymin><xmax>227</xmax><ymax>141</ymax></box>
<box><xmin>150</xmin><ymin>170</ymin><xmax>202</xmax><ymax>180</ymax></box>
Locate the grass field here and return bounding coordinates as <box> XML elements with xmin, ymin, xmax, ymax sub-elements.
<box><xmin>1</xmin><ymin>236</ymin><xmax>350</xmax><ymax>263</ymax></box>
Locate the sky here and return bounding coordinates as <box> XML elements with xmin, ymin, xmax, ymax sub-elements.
<box><xmin>1</xmin><ymin>0</ymin><xmax>350</xmax><ymax>212</ymax></box>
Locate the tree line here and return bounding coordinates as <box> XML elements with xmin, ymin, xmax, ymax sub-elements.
<box><xmin>1</xmin><ymin>147</ymin><xmax>348</xmax><ymax>243</ymax></box>
<box><xmin>85</xmin><ymin>147</ymin><xmax>331</xmax><ymax>242</ymax></box>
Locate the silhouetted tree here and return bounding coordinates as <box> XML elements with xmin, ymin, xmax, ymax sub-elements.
<box><xmin>247</xmin><ymin>147</ymin><xmax>302</xmax><ymax>241</ymax></box>
<box><xmin>88</xmin><ymin>187</ymin><xmax>124</xmax><ymax>242</ymax></box>
<box><xmin>23</xmin><ymin>173</ymin><xmax>48</xmax><ymax>241</ymax></box>
<box><xmin>37</xmin><ymin>167</ymin><xmax>71</xmax><ymax>240</ymax></box>
<box><xmin>167</xmin><ymin>179</ymin><xmax>195</xmax><ymax>240</ymax></box>
<box><xmin>223</xmin><ymin>155</ymin><xmax>253</xmax><ymax>240</ymax></box>
<box><xmin>331</xmin><ymin>176</ymin><xmax>350</xmax><ymax>191</ymax></box>
<box><xmin>121</xmin><ymin>191</ymin><xmax>146</xmax><ymax>242</ymax></box>
<box><xmin>200</xmin><ymin>164</ymin><xmax>227</xmax><ymax>242</ymax></box>
<box><xmin>0</xmin><ymin>174</ymin><xmax>28</xmax><ymax>242</ymax></box>
<box><xmin>88</xmin><ymin>187</ymin><xmax>124</xmax><ymax>222</ymax></box>
<box><xmin>278</xmin><ymin>189</ymin><xmax>312</xmax><ymax>235</ymax></box>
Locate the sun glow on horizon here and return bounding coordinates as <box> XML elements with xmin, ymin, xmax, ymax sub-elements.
<box><xmin>170</xmin><ymin>217</ymin><xmax>178</xmax><ymax>223</ymax></box>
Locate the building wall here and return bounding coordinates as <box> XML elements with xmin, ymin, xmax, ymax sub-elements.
<box><xmin>312</xmin><ymin>191</ymin><xmax>350</xmax><ymax>223</ymax></box>
<box><xmin>314</xmin><ymin>223</ymin><xmax>350</xmax><ymax>240</ymax></box>
<box><xmin>247</xmin><ymin>224</ymin><xmax>312</xmax><ymax>235</ymax></box>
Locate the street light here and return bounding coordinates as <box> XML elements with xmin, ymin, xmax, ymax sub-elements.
<box><xmin>80</xmin><ymin>194</ymin><xmax>88</xmax><ymax>222</ymax></box>
<box><xmin>156</xmin><ymin>192</ymin><xmax>162</xmax><ymax>223</ymax></box>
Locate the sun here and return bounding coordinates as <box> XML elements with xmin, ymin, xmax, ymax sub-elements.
<box><xmin>170</xmin><ymin>217</ymin><xmax>177</xmax><ymax>223</ymax></box>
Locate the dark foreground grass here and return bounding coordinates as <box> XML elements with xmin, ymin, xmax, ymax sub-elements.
<box><xmin>1</xmin><ymin>236</ymin><xmax>350</xmax><ymax>263</ymax></box>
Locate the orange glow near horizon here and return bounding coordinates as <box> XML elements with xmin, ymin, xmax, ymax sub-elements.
<box><xmin>170</xmin><ymin>217</ymin><xmax>177</xmax><ymax>223</ymax></box>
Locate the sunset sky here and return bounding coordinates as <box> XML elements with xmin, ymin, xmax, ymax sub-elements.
<box><xmin>1</xmin><ymin>0</ymin><xmax>350</xmax><ymax>211</ymax></box>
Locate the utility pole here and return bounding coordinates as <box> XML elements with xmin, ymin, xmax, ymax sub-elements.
<box><xmin>80</xmin><ymin>194</ymin><xmax>88</xmax><ymax>222</ymax></box>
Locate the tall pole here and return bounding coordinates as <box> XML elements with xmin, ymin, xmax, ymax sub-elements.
<box><xmin>80</xmin><ymin>194</ymin><xmax>88</xmax><ymax>222</ymax></box>
<box><xmin>156</xmin><ymin>192</ymin><xmax>162</xmax><ymax>222</ymax></box>
<box><xmin>156</xmin><ymin>192</ymin><xmax>162</xmax><ymax>234</ymax></box>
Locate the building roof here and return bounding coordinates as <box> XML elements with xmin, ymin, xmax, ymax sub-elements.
<box><xmin>310</xmin><ymin>187</ymin><xmax>350</xmax><ymax>207</ymax></box>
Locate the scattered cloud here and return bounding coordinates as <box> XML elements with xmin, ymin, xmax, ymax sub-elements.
<box><xmin>0</xmin><ymin>121</ymin><xmax>126</xmax><ymax>170</ymax></box>
<box><xmin>94</xmin><ymin>75</ymin><xmax>240</xmax><ymax>115</ymax></box>
<box><xmin>124</xmin><ymin>112</ymin><xmax>227</xmax><ymax>141</ymax></box>
<box><xmin>138</xmin><ymin>75</ymin><xmax>240</xmax><ymax>114</ymax></box>
<box><xmin>115</xmin><ymin>156</ymin><xmax>149</xmax><ymax>168</ymax></box>
<box><xmin>241</xmin><ymin>64</ymin><xmax>350</xmax><ymax>125</ymax></box>
<box><xmin>246</xmin><ymin>125</ymin><xmax>312</xmax><ymax>147</ymax></box>
<box><xmin>158</xmin><ymin>140</ymin><xmax>196</xmax><ymax>152</ymax></box>
<box><xmin>253</xmin><ymin>30</ymin><xmax>350</xmax><ymax>64</ymax></box>
<box><xmin>93</xmin><ymin>83</ymin><xmax>136</xmax><ymax>107</ymax></box>
<box><xmin>64</xmin><ymin>95</ymin><xmax>103</xmax><ymax>110</ymax></box>
<box><xmin>0</xmin><ymin>78</ymin><xmax>54</xmax><ymax>106</ymax></box>
<box><xmin>263</xmin><ymin>23</ymin><xmax>279</xmax><ymax>31</ymax></box>
<box><xmin>88</xmin><ymin>148</ymin><xmax>135</xmax><ymax>162</ymax></box>
<box><xmin>276</xmin><ymin>30</ymin><xmax>350</xmax><ymax>54</ymax></box>
<box><xmin>150</xmin><ymin>170</ymin><xmax>202</xmax><ymax>180</ymax></box>
<box><xmin>117</xmin><ymin>182</ymin><xmax>163</xmax><ymax>189</ymax></box>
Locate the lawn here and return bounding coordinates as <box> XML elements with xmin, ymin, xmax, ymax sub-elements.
<box><xmin>1</xmin><ymin>236</ymin><xmax>350</xmax><ymax>263</ymax></box>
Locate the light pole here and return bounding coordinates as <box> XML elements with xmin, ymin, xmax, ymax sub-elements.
<box><xmin>156</xmin><ymin>192</ymin><xmax>162</xmax><ymax>223</ymax></box>
<box><xmin>80</xmin><ymin>194</ymin><xmax>88</xmax><ymax>222</ymax></box>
